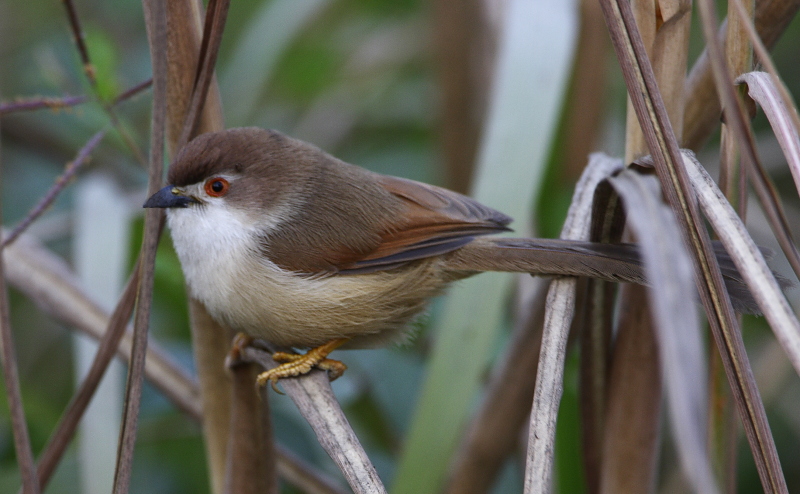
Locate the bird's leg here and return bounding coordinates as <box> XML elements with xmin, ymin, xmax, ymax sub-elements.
<box><xmin>256</xmin><ymin>338</ymin><xmax>349</xmax><ymax>391</ymax></box>
<box><xmin>228</xmin><ymin>332</ymin><xmax>254</xmax><ymax>363</ymax></box>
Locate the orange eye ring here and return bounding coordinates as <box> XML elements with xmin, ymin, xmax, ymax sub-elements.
<box><xmin>204</xmin><ymin>177</ymin><xmax>230</xmax><ymax>197</ymax></box>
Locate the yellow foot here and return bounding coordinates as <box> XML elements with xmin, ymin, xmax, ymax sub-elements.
<box><xmin>257</xmin><ymin>338</ymin><xmax>349</xmax><ymax>392</ymax></box>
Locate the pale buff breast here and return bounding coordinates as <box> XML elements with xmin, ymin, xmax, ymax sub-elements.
<box><xmin>167</xmin><ymin>202</ymin><xmax>459</xmax><ymax>348</ymax></box>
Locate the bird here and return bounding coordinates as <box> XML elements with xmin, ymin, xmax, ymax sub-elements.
<box><xmin>143</xmin><ymin>127</ymin><xmax>750</xmax><ymax>388</ymax></box>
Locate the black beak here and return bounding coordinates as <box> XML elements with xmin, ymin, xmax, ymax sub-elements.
<box><xmin>143</xmin><ymin>185</ymin><xmax>197</xmax><ymax>208</ymax></box>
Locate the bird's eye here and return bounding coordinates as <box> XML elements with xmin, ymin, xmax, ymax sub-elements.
<box><xmin>204</xmin><ymin>177</ymin><xmax>230</xmax><ymax>197</ymax></box>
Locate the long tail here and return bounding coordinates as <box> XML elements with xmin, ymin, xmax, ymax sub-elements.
<box><xmin>445</xmin><ymin>237</ymin><xmax>776</xmax><ymax>314</ymax></box>
<box><xmin>445</xmin><ymin>237</ymin><xmax>646</xmax><ymax>283</ymax></box>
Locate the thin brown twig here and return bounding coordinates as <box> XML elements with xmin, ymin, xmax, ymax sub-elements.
<box><xmin>112</xmin><ymin>0</ymin><xmax>167</xmax><ymax>490</ymax></box>
<box><xmin>61</xmin><ymin>0</ymin><xmax>96</xmax><ymax>87</ymax></box>
<box><xmin>0</xmin><ymin>95</ymin><xmax>87</xmax><ymax>115</ymax></box>
<box><xmin>3</xmin><ymin>129</ymin><xmax>106</xmax><ymax>248</ymax></box>
<box><xmin>0</xmin><ymin>115</ymin><xmax>40</xmax><ymax>494</ymax></box>
<box><xmin>176</xmin><ymin>0</ymin><xmax>231</xmax><ymax>150</ymax></box>
<box><xmin>59</xmin><ymin>0</ymin><xmax>148</xmax><ymax>167</ymax></box>
<box><xmin>111</xmin><ymin>78</ymin><xmax>153</xmax><ymax>108</ymax></box>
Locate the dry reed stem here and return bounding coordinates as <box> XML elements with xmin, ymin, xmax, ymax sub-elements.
<box><xmin>599</xmin><ymin>1</ymin><xmax>788</xmax><ymax>491</ymax></box>
<box><xmin>238</xmin><ymin>346</ymin><xmax>386</xmax><ymax>494</ymax></box>
<box><xmin>523</xmin><ymin>153</ymin><xmax>623</xmax><ymax>493</ymax></box>
<box><xmin>225</xmin><ymin>363</ymin><xmax>278</xmax><ymax>494</ymax></box>
<box><xmin>684</xmin><ymin>152</ymin><xmax>800</xmax><ymax>381</ymax></box>
<box><xmin>599</xmin><ymin>284</ymin><xmax>661</xmax><ymax>494</ymax></box>
<box><xmin>0</xmin><ymin>117</ymin><xmax>40</xmax><ymax>494</ymax></box>
<box><xmin>607</xmin><ymin>171</ymin><xmax>716</xmax><ymax>493</ymax></box>
<box><xmin>112</xmin><ymin>0</ymin><xmax>168</xmax><ymax>489</ymax></box>
<box><xmin>160</xmin><ymin>1</ymin><xmax>230</xmax><ymax>491</ymax></box>
<box><xmin>683</xmin><ymin>0</ymin><xmax>800</xmax><ymax>151</ymax></box>
<box><xmin>604</xmin><ymin>2</ymin><xmax>691</xmax><ymax>491</ymax></box>
<box><xmin>445</xmin><ymin>278</ymin><xmax>548</xmax><ymax>494</ymax></box>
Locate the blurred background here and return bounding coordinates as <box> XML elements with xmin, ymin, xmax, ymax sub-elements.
<box><xmin>0</xmin><ymin>0</ymin><xmax>799</xmax><ymax>492</ymax></box>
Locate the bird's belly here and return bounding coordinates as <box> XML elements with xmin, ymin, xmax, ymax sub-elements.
<box><xmin>191</xmin><ymin>255</ymin><xmax>453</xmax><ymax>348</ymax></box>
<box><xmin>167</xmin><ymin>208</ymin><xmax>457</xmax><ymax>347</ymax></box>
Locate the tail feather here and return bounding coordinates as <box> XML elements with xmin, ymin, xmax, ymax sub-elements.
<box><xmin>444</xmin><ymin>237</ymin><xmax>784</xmax><ymax>314</ymax></box>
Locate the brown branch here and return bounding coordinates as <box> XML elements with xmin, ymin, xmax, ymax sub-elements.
<box><xmin>0</xmin><ymin>95</ymin><xmax>87</xmax><ymax>115</ymax></box>
<box><xmin>61</xmin><ymin>0</ymin><xmax>96</xmax><ymax>87</ymax></box>
<box><xmin>112</xmin><ymin>0</ymin><xmax>168</xmax><ymax>490</ymax></box>
<box><xmin>0</xmin><ymin>117</ymin><xmax>39</xmax><ymax>494</ymax></box>
<box><xmin>111</xmin><ymin>79</ymin><xmax>153</xmax><ymax>107</ymax></box>
<box><xmin>176</xmin><ymin>0</ymin><xmax>230</xmax><ymax>150</ymax></box>
<box><xmin>3</xmin><ymin>130</ymin><xmax>106</xmax><ymax>248</ymax></box>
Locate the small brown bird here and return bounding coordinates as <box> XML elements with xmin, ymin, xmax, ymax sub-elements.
<box><xmin>142</xmin><ymin>127</ymin><xmax>737</xmax><ymax>386</ymax></box>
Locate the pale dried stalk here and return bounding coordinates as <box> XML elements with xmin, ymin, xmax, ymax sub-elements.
<box><xmin>737</xmin><ymin>72</ymin><xmax>800</xmax><ymax>194</ymax></box>
<box><xmin>625</xmin><ymin>0</ymin><xmax>692</xmax><ymax>162</ymax></box>
<box><xmin>683</xmin><ymin>152</ymin><xmax>800</xmax><ymax>378</ymax></box>
<box><xmin>445</xmin><ymin>278</ymin><xmax>548</xmax><ymax>494</ymax></box>
<box><xmin>600</xmin><ymin>1</ymin><xmax>785</xmax><ymax>491</ymax></box>
<box><xmin>161</xmin><ymin>2</ymin><xmax>229</xmax><ymax>492</ymax></box>
<box><xmin>717</xmin><ymin>0</ymin><xmax>753</xmax><ymax>206</ymax></box>
<box><xmin>523</xmin><ymin>153</ymin><xmax>623</xmax><ymax>493</ymax></box>
<box><xmin>239</xmin><ymin>346</ymin><xmax>386</xmax><ymax>494</ymax></box>
<box><xmin>3</xmin><ymin>232</ymin><xmax>200</xmax><ymax>415</ymax></box>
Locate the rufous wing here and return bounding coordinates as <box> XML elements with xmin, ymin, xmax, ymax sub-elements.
<box><xmin>337</xmin><ymin>176</ymin><xmax>512</xmax><ymax>274</ymax></box>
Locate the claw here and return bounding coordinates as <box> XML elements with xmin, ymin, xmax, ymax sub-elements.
<box><xmin>256</xmin><ymin>338</ymin><xmax>349</xmax><ymax>391</ymax></box>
